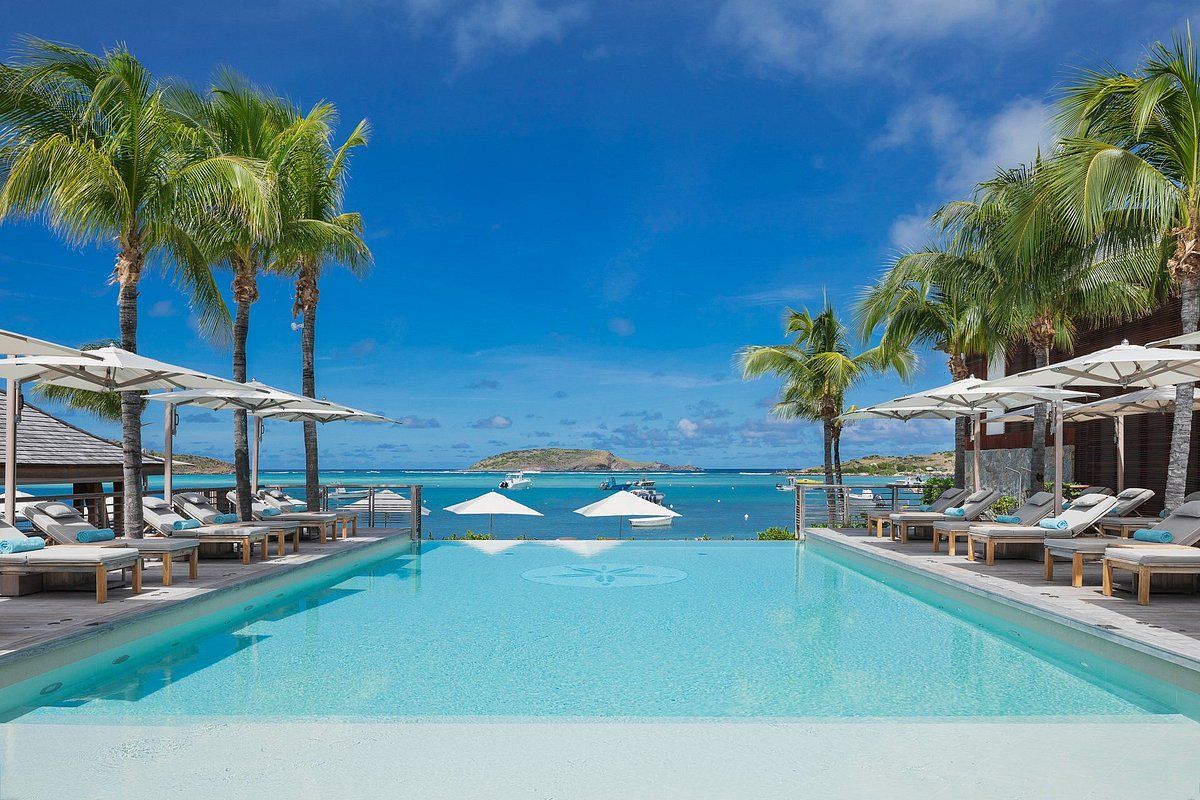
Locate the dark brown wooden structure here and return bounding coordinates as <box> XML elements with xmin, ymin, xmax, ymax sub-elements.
<box><xmin>967</xmin><ymin>298</ymin><xmax>1190</xmax><ymax>513</ymax></box>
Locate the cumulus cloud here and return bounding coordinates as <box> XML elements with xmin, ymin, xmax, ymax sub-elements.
<box><xmin>397</xmin><ymin>415</ymin><xmax>442</xmax><ymax>428</ymax></box>
<box><xmin>888</xmin><ymin>213</ymin><xmax>936</xmax><ymax>250</ymax></box>
<box><xmin>470</xmin><ymin>414</ymin><xmax>513</xmax><ymax>429</ymax></box>
<box><xmin>552</xmin><ymin>390</ymin><xmax>568</xmax><ymax>399</ymax></box>
<box><xmin>607</xmin><ymin>317</ymin><xmax>636</xmax><ymax>337</ymax></box>
<box><xmin>347</xmin><ymin>337</ymin><xmax>377</xmax><ymax>357</ymax></box>
<box><xmin>454</xmin><ymin>0</ymin><xmax>588</xmax><ymax>65</ymax></box>
<box><xmin>711</xmin><ymin>0</ymin><xmax>1046</xmax><ymax>77</ymax></box>
<box><xmin>466</xmin><ymin>379</ymin><xmax>501</xmax><ymax>390</ymax></box>
<box><xmin>560</xmin><ymin>418</ymin><xmax>579</xmax><ymax>426</ymax></box>
<box><xmin>451</xmin><ymin>442</ymin><xmax>472</xmax><ymax>450</ymax></box>
<box><xmin>728</xmin><ymin>285</ymin><xmax>817</xmax><ymax>307</ymax></box>
<box><xmin>677</xmin><ymin>418</ymin><xmax>699</xmax><ymax>438</ymax></box>
<box><xmin>620</xmin><ymin>409</ymin><xmax>663</xmax><ymax>421</ymax></box>
<box><xmin>148</xmin><ymin>300</ymin><xmax>177</xmax><ymax>318</ymax></box>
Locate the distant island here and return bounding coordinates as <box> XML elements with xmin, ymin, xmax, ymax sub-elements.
<box><xmin>144</xmin><ymin>449</ymin><xmax>236</xmax><ymax>475</ymax></box>
<box><xmin>469</xmin><ymin>448</ymin><xmax>700</xmax><ymax>472</ymax></box>
<box><xmin>793</xmin><ymin>451</ymin><xmax>953</xmax><ymax>476</ymax></box>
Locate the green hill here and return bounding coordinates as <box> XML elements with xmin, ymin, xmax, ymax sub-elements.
<box><xmin>468</xmin><ymin>448</ymin><xmax>699</xmax><ymax>472</ymax></box>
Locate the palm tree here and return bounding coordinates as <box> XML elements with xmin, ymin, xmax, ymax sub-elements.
<box><xmin>930</xmin><ymin>164</ymin><xmax>1162</xmax><ymax>493</ymax></box>
<box><xmin>1044</xmin><ymin>30</ymin><xmax>1200</xmax><ymax>507</ymax></box>
<box><xmin>739</xmin><ymin>301</ymin><xmax>914</xmax><ymax>516</ymax></box>
<box><xmin>167</xmin><ymin>72</ymin><xmax>331</xmax><ymax>520</ymax></box>
<box><xmin>273</xmin><ymin>119</ymin><xmax>371</xmax><ymax>508</ymax></box>
<box><xmin>0</xmin><ymin>39</ymin><xmax>270</xmax><ymax>536</ymax></box>
<box><xmin>858</xmin><ymin>261</ymin><xmax>1001</xmax><ymax>489</ymax></box>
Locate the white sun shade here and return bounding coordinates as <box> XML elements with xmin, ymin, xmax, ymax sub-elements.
<box><xmin>574</xmin><ymin>490</ymin><xmax>682</xmax><ymax>518</ymax></box>
<box><xmin>987</xmin><ymin>343</ymin><xmax>1200</xmax><ymax>389</ymax></box>
<box><xmin>143</xmin><ymin>382</ymin><xmax>308</xmax><ymax>412</ymax></box>
<box><xmin>0</xmin><ymin>346</ymin><xmax>243</xmax><ymax>391</ymax></box>
<box><xmin>1149</xmin><ymin>331</ymin><xmax>1200</xmax><ymax>348</ymax></box>
<box><xmin>872</xmin><ymin>376</ymin><xmax>1093</xmax><ymax>412</ymax></box>
<box><xmin>840</xmin><ymin>405</ymin><xmax>966</xmax><ymax>421</ymax></box>
<box><xmin>444</xmin><ymin>491</ymin><xmax>543</xmax><ymax>517</ymax></box>
<box><xmin>0</xmin><ymin>328</ymin><xmax>94</xmax><ymax>357</ymax></box>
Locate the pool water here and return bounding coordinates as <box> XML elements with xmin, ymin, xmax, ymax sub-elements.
<box><xmin>8</xmin><ymin>541</ymin><xmax>1166</xmax><ymax>721</ymax></box>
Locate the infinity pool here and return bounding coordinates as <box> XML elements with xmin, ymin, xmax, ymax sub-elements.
<box><xmin>2</xmin><ymin>540</ymin><xmax>1199</xmax><ymax>798</ymax></box>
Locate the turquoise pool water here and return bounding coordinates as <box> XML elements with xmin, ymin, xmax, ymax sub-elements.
<box><xmin>7</xmin><ymin>541</ymin><xmax>1169</xmax><ymax>722</ymax></box>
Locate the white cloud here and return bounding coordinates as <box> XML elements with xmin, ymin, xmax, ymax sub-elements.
<box><xmin>677</xmin><ymin>418</ymin><xmax>699</xmax><ymax>438</ymax></box>
<box><xmin>454</xmin><ymin>0</ymin><xmax>588</xmax><ymax>64</ymax></box>
<box><xmin>712</xmin><ymin>0</ymin><xmax>1046</xmax><ymax>77</ymax></box>
<box><xmin>730</xmin><ymin>284</ymin><xmax>817</xmax><ymax>307</ymax></box>
<box><xmin>148</xmin><ymin>300</ymin><xmax>177</xmax><ymax>318</ymax></box>
<box><xmin>607</xmin><ymin>317</ymin><xmax>635</xmax><ymax>336</ymax></box>
<box><xmin>888</xmin><ymin>213</ymin><xmax>935</xmax><ymax>250</ymax></box>
<box><xmin>470</xmin><ymin>414</ymin><xmax>513</xmax><ymax>429</ymax></box>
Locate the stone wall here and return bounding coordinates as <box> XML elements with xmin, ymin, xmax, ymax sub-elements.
<box><xmin>965</xmin><ymin>446</ymin><xmax>1074</xmax><ymax>500</ymax></box>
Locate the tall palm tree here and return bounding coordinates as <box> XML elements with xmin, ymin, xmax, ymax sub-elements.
<box><xmin>739</xmin><ymin>301</ymin><xmax>914</xmax><ymax>515</ymax></box>
<box><xmin>932</xmin><ymin>164</ymin><xmax>1162</xmax><ymax>493</ymax></box>
<box><xmin>859</xmin><ymin>262</ymin><xmax>1001</xmax><ymax>489</ymax></box>
<box><xmin>1045</xmin><ymin>30</ymin><xmax>1200</xmax><ymax>507</ymax></box>
<box><xmin>0</xmin><ymin>39</ymin><xmax>269</xmax><ymax>536</ymax></box>
<box><xmin>273</xmin><ymin>119</ymin><xmax>371</xmax><ymax>508</ymax></box>
<box><xmin>168</xmin><ymin>72</ymin><xmax>331</xmax><ymax>520</ymax></box>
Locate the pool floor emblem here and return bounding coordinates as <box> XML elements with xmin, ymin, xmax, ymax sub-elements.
<box><xmin>521</xmin><ymin>563</ymin><xmax>687</xmax><ymax>588</ymax></box>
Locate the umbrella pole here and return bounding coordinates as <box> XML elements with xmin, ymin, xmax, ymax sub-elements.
<box><xmin>972</xmin><ymin>412</ymin><xmax>982</xmax><ymax>493</ymax></box>
<box><xmin>1115</xmin><ymin>416</ymin><xmax>1125</xmax><ymax>494</ymax></box>
<box><xmin>490</xmin><ymin>514</ymin><xmax>494</xmax><ymax>537</ymax></box>
<box><xmin>1053</xmin><ymin>400</ymin><xmax>1064</xmax><ymax>512</ymax></box>
<box><xmin>163</xmin><ymin>402</ymin><xmax>174</xmax><ymax>501</ymax></box>
<box><xmin>251</xmin><ymin>415</ymin><xmax>262</xmax><ymax>494</ymax></box>
<box><xmin>4</xmin><ymin>373</ymin><xmax>17</xmax><ymax>524</ymax></box>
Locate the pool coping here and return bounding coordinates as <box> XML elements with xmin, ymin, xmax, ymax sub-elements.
<box><xmin>0</xmin><ymin>532</ymin><xmax>414</xmax><ymax>704</ymax></box>
<box><xmin>804</xmin><ymin>529</ymin><xmax>1200</xmax><ymax>695</ymax></box>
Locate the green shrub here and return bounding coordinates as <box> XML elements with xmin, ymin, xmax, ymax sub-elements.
<box><xmin>922</xmin><ymin>476</ymin><xmax>955</xmax><ymax>504</ymax></box>
<box><xmin>757</xmin><ymin>526</ymin><xmax>796</xmax><ymax>540</ymax></box>
<box><xmin>447</xmin><ymin>530</ymin><xmax>493</xmax><ymax>540</ymax></box>
<box><xmin>991</xmin><ymin>495</ymin><xmax>1019</xmax><ymax>515</ymax></box>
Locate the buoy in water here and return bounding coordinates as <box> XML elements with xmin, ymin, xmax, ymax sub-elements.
<box><xmin>743</xmin><ymin>514</ymin><xmax>749</xmax><ymax>520</ymax></box>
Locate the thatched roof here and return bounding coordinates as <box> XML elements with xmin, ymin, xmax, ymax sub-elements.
<box><xmin>0</xmin><ymin>394</ymin><xmax>162</xmax><ymax>484</ymax></box>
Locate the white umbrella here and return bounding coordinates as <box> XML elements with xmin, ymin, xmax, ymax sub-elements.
<box><xmin>983</xmin><ymin>342</ymin><xmax>1200</xmax><ymax>507</ymax></box>
<box><xmin>573</xmin><ymin>490</ymin><xmax>681</xmax><ymax>539</ymax></box>
<box><xmin>0</xmin><ymin>342</ymin><xmax>245</xmax><ymax>530</ymax></box>
<box><xmin>1149</xmin><ymin>331</ymin><xmax>1200</xmax><ymax>348</ymax></box>
<box><xmin>343</xmin><ymin>489</ymin><xmax>430</xmax><ymax>523</ymax></box>
<box><xmin>839</xmin><ymin>405</ymin><xmax>963</xmax><ymax>421</ymax></box>
<box><xmin>868</xmin><ymin>378</ymin><xmax>1093</xmax><ymax>493</ymax></box>
<box><xmin>444</xmin><ymin>490</ymin><xmax>542</xmax><ymax>536</ymax></box>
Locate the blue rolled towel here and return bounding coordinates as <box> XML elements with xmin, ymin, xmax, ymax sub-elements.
<box><xmin>995</xmin><ymin>515</ymin><xmax>1021</xmax><ymax>524</ymax></box>
<box><xmin>1160</xmin><ymin>510</ymin><xmax>1167</xmax><ymax>519</ymax></box>
<box><xmin>213</xmin><ymin>513</ymin><xmax>239</xmax><ymax>524</ymax></box>
<box><xmin>261</xmin><ymin>507</ymin><xmax>282</xmax><ymax>517</ymax></box>
<box><xmin>1133</xmin><ymin>528</ymin><xmax>1173</xmax><ymax>543</ymax></box>
<box><xmin>945</xmin><ymin>507</ymin><xmax>965</xmax><ymax>517</ymax></box>
<box><xmin>287</xmin><ymin>503</ymin><xmax>308</xmax><ymax>512</ymax></box>
<box><xmin>0</xmin><ymin>535</ymin><xmax>43</xmax><ymax>554</ymax></box>
<box><xmin>1039</xmin><ymin>518</ymin><xmax>1070</xmax><ymax>531</ymax></box>
<box><xmin>76</xmin><ymin>528</ymin><xmax>116</xmax><ymax>543</ymax></box>
<box><xmin>172</xmin><ymin>518</ymin><xmax>201</xmax><ymax>531</ymax></box>
<box><xmin>1061</xmin><ymin>501</ymin><xmax>1071</xmax><ymax>510</ymax></box>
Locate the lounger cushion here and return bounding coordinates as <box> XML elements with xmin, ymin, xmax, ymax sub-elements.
<box><xmin>1044</xmin><ymin>539</ymin><xmax>1114</xmax><ymax>554</ymax></box>
<box><xmin>144</xmin><ymin>496</ymin><xmax>170</xmax><ymax>510</ymax></box>
<box><xmin>1069</xmin><ymin>494</ymin><xmax>1109</xmax><ymax>509</ymax></box>
<box><xmin>40</xmin><ymin>503</ymin><xmax>78</xmax><ymax>519</ymax></box>
<box><xmin>113</xmin><ymin>537</ymin><xmax>200</xmax><ymax>553</ymax></box>
<box><xmin>968</xmin><ymin>525</ymin><xmax>1066</xmax><ymax>539</ymax></box>
<box><xmin>889</xmin><ymin>512</ymin><xmax>946</xmax><ymax>521</ymax></box>
<box><xmin>21</xmin><ymin>546</ymin><xmax>139</xmax><ymax>565</ymax></box>
<box><xmin>1107</xmin><ymin>548</ymin><xmax>1200</xmax><ymax>566</ymax></box>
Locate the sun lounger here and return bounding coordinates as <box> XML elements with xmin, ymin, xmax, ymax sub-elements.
<box><xmin>1044</xmin><ymin>500</ymin><xmax>1200</xmax><ymax>590</ymax></box>
<box><xmin>889</xmin><ymin>488</ymin><xmax>1000</xmax><ymax>543</ymax></box>
<box><xmin>24</xmin><ymin>500</ymin><xmax>199</xmax><ymax>586</ymax></box>
<box><xmin>1097</xmin><ymin>490</ymin><xmax>1200</xmax><ymax>539</ymax></box>
<box><xmin>0</xmin><ymin>520</ymin><xmax>140</xmax><ymax>603</ymax></box>
<box><xmin>169</xmin><ymin>493</ymin><xmax>285</xmax><ymax>563</ymax></box>
<box><xmin>145</xmin><ymin>495</ymin><xmax>282</xmax><ymax>559</ymax></box>
<box><xmin>226</xmin><ymin>491</ymin><xmax>339</xmax><ymax>543</ymax></box>
<box><xmin>1103</xmin><ymin>543</ymin><xmax>1200</xmax><ymax>605</ymax></box>
<box><xmin>259</xmin><ymin>488</ymin><xmax>358</xmax><ymax>537</ymax></box>
<box><xmin>866</xmin><ymin>487</ymin><xmax>965</xmax><ymax>538</ymax></box>
<box><xmin>965</xmin><ymin>493</ymin><xmax>1119</xmax><ymax>565</ymax></box>
<box><xmin>931</xmin><ymin>492</ymin><xmax>1055</xmax><ymax>556</ymax></box>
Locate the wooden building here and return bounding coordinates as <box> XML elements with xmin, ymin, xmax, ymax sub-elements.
<box><xmin>968</xmin><ymin>297</ymin><xmax>1189</xmax><ymax>513</ymax></box>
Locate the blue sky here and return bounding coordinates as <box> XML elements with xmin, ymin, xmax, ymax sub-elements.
<box><xmin>0</xmin><ymin>1</ymin><xmax>1193</xmax><ymax>469</ymax></box>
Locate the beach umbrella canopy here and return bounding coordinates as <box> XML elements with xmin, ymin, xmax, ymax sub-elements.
<box><xmin>1149</xmin><ymin>331</ymin><xmax>1200</xmax><ymax>348</ymax></box>
<box><xmin>0</xmin><ymin>328</ymin><xmax>93</xmax><ymax>357</ymax></box>
<box><xmin>444</xmin><ymin>490</ymin><xmax>542</xmax><ymax>536</ymax></box>
<box><xmin>343</xmin><ymin>489</ymin><xmax>430</xmax><ymax>516</ymax></box>
<box><xmin>574</xmin><ymin>490</ymin><xmax>681</xmax><ymax>539</ymax></box>
<box><xmin>987</xmin><ymin>342</ymin><xmax>1200</xmax><ymax>390</ymax></box>
<box><xmin>840</xmin><ymin>405</ymin><xmax>964</xmax><ymax>421</ymax></box>
<box><xmin>0</xmin><ymin>346</ymin><xmax>244</xmax><ymax>392</ymax></box>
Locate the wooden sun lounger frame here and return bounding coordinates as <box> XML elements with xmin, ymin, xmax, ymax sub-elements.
<box><xmin>0</xmin><ymin>554</ymin><xmax>142</xmax><ymax>603</ymax></box>
<box><xmin>1102</xmin><ymin>547</ymin><xmax>1200</xmax><ymax>605</ymax></box>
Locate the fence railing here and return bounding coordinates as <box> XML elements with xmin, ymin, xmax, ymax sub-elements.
<box><xmin>793</xmin><ymin>483</ymin><xmax>927</xmax><ymax>533</ymax></box>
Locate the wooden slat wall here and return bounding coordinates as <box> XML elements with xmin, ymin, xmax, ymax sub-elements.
<box><xmin>966</xmin><ymin>297</ymin><xmax>1190</xmax><ymax>512</ymax></box>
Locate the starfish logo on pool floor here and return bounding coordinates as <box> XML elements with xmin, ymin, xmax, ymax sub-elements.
<box><xmin>521</xmin><ymin>563</ymin><xmax>688</xmax><ymax>588</ymax></box>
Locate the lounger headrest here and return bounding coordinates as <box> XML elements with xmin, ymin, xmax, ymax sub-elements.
<box><xmin>1025</xmin><ymin>492</ymin><xmax>1054</xmax><ymax>507</ymax></box>
<box><xmin>1170</xmin><ymin>500</ymin><xmax>1200</xmax><ymax>519</ymax></box>
<box><xmin>1069</xmin><ymin>493</ymin><xmax>1108</xmax><ymax>509</ymax></box>
<box><xmin>265</xmin><ymin>489</ymin><xmax>287</xmax><ymax>500</ymax></box>
<box><xmin>964</xmin><ymin>489</ymin><xmax>991</xmax><ymax>503</ymax></box>
<box><xmin>179</xmin><ymin>492</ymin><xmax>206</xmax><ymax>503</ymax></box>
<box><xmin>38</xmin><ymin>502</ymin><xmax>79</xmax><ymax>519</ymax></box>
<box><xmin>143</xmin><ymin>497</ymin><xmax>169</xmax><ymax>510</ymax></box>
<box><xmin>1115</xmin><ymin>487</ymin><xmax>1149</xmax><ymax>500</ymax></box>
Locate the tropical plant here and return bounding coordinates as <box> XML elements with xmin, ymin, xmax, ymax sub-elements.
<box><xmin>921</xmin><ymin>475</ymin><xmax>954</xmax><ymax>505</ymax></box>
<box><xmin>0</xmin><ymin>39</ymin><xmax>270</xmax><ymax>536</ymax></box>
<box><xmin>272</xmin><ymin>118</ymin><xmax>371</xmax><ymax>507</ymax></box>
<box><xmin>28</xmin><ymin>340</ymin><xmax>121</xmax><ymax>421</ymax></box>
<box><xmin>738</xmin><ymin>300</ymin><xmax>915</xmax><ymax>515</ymax></box>
<box><xmin>858</xmin><ymin>255</ymin><xmax>1003</xmax><ymax>489</ymax></box>
<box><xmin>756</xmin><ymin>526</ymin><xmax>796</xmax><ymax>540</ymax></box>
<box><xmin>167</xmin><ymin>71</ymin><xmax>332</xmax><ymax>520</ymax></box>
<box><xmin>1044</xmin><ymin>30</ymin><xmax>1200</xmax><ymax>508</ymax></box>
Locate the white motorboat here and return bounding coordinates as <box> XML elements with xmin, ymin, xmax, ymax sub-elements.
<box><xmin>776</xmin><ymin>476</ymin><xmax>819</xmax><ymax>492</ymax></box>
<box><xmin>498</xmin><ymin>471</ymin><xmax>533</xmax><ymax>490</ymax></box>
<box><xmin>630</xmin><ymin>516</ymin><xmax>673</xmax><ymax>528</ymax></box>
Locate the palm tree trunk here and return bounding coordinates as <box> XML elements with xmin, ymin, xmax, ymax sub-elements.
<box><xmin>948</xmin><ymin>353</ymin><xmax>969</xmax><ymax>489</ymax></box>
<box><xmin>833</xmin><ymin>428</ymin><xmax>843</xmax><ymax>486</ymax></box>
<box><xmin>1166</xmin><ymin>275</ymin><xmax>1200</xmax><ymax>509</ymax></box>
<box><xmin>116</xmin><ymin>246</ymin><xmax>144</xmax><ymax>539</ymax></box>
<box><xmin>822</xmin><ymin>416</ymin><xmax>836</xmax><ymax>520</ymax></box>
<box><xmin>297</xmin><ymin>266</ymin><xmax>320</xmax><ymax>509</ymax></box>
<box><xmin>231</xmin><ymin>260</ymin><xmax>256</xmax><ymax>523</ymax></box>
<box><xmin>1029</xmin><ymin>343</ymin><xmax>1051</xmax><ymax>496</ymax></box>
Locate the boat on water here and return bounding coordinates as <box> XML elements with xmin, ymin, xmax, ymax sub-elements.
<box><xmin>631</xmin><ymin>488</ymin><xmax>666</xmax><ymax>504</ymax></box>
<box><xmin>893</xmin><ymin>475</ymin><xmax>924</xmax><ymax>487</ymax></box>
<box><xmin>633</xmin><ymin>477</ymin><xmax>656</xmax><ymax>488</ymax></box>
<box><xmin>599</xmin><ymin>477</ymin><xmax>634</xmax><ymax>491</ymax></box>
<box><xmin>329</xmin><ymin>487</ymin><xmax>370</xmax><ymax>500</ymax></box>
<box><xmin>776</xmin><ymin>476</ymin><xmax>820</xmax><ymax>492</ymax></box>
<box><xmin>498</xmin><ymin>471</ymin><xmax>533</xmax><ymax>490</ymax></box>
<box><xmin>630</xmin><ymin>515</ymin><xmax>673</xmax><ymax>528</ymax></box>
